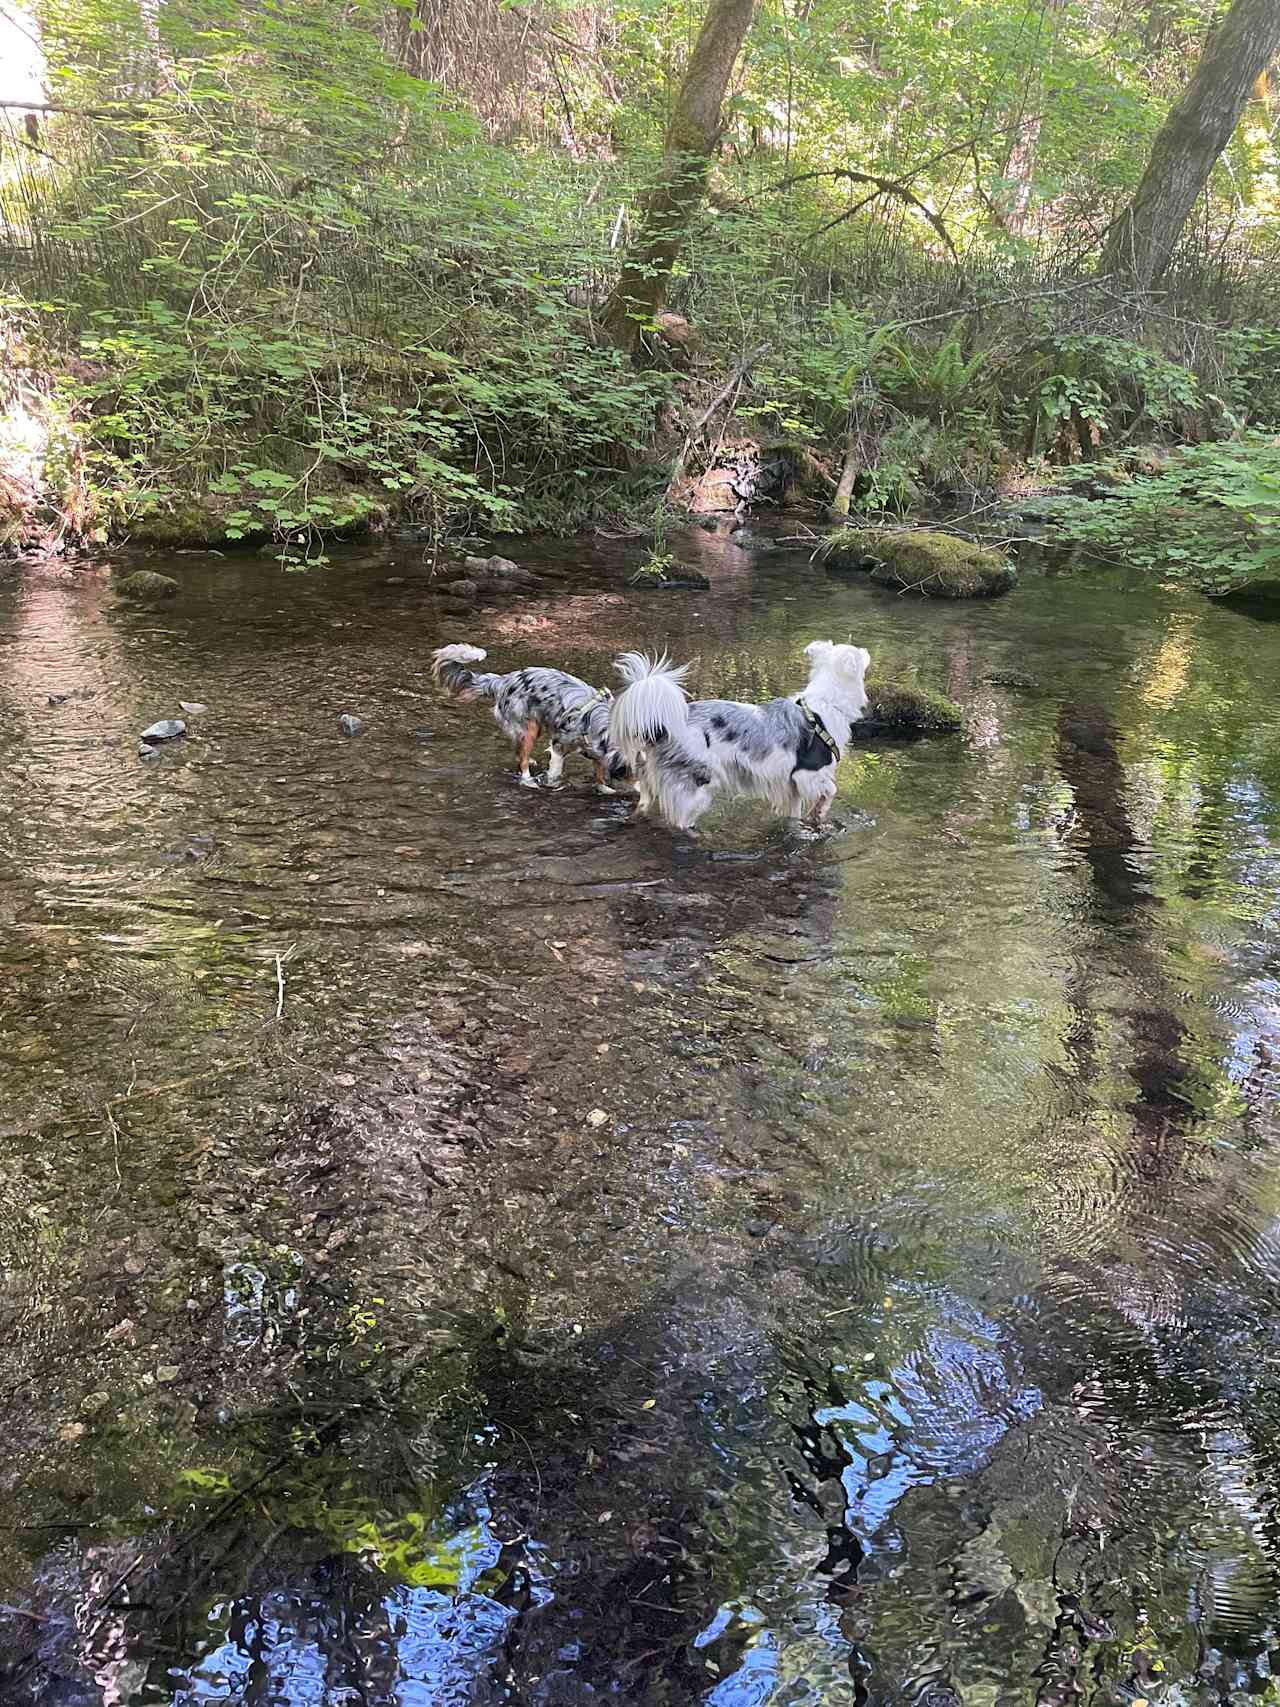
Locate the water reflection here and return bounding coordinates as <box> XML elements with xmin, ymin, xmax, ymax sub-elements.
<box><xmin>1</xmin><ymin>538</ymin><xmax>1279</xmax><ymax>1703</ymax></box>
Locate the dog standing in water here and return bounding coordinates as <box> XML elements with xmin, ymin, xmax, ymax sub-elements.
<box><xmin>607</xmin><ymin>640</ymin><xmax>870</xmax><ymax>830</ymax></box>
<box><xmin>432</xmin><ymin>643</ymin><xmax>630</xmax><ymax>790</ymax></box>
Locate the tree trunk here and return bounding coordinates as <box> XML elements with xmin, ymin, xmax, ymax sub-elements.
<box><xmin>1101</xmin><ymin>0</ymin><xmax>1280</xmax><ymax>291</ymax></box>
<box><xmin>603</xmin><ymin>0</ymin><xmax>757</xmax><ymax>356</ymax></box>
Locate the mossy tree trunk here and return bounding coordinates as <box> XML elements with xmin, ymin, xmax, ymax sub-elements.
<box><xmin>603</xmin><ymin>0</ymin><xmax>757</xmax><ymax>356</ymax></box>
<box><xmin>1101</xmin><ymin>0</ymin><xmax>1280</xmax><ymax>291</ymax></box>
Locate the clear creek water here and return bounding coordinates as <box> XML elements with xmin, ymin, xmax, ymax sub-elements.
<box><xmin>1</xmin><ymin>527</ymin><xmax>1279</xmax><ymax>1705</ymax></box>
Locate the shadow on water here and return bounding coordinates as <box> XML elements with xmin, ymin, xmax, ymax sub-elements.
<box><xmin>1</xmin><ymin>531</ymin><xmax>1279</xmax><ymax>1702</ymax></box>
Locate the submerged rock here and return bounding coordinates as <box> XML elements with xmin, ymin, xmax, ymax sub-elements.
<box><xmin>140</xmin><ymin>718</ymin><xmax>186</xmax><ymax>743</ymax></box>
<box><xmin>116</xmin><ymin>569</ymin><xmax>179</xmax><ymax>603</ymax></box>
<box><xmin>178</xmin><ymin>700</ymin><xmax>208</xmax><ymax>715</ymax></box>
<box><xmin>338</xmin><ymin>713</ymin><xmax>365</xmax><ymax>737</ymax></box>
<box><xmin>855</xmin><ymin>677</ymin><xmax>964</xmax><ymax>739</ymax></box>
<box><xmin>824</xmin><ymin>527</ymin><xmax>1016</xmax><ymax>598</ymax></box>
<box><xmin>646</xmin><ymin>572</ymin><xmax>711</xmax><ymax>591</ymax></box>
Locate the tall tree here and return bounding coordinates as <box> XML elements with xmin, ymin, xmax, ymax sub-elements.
<box><xmin>603</xmin><ymin>0</ymin><xmax>757</xmax><ymax>356</ymax></box>
<box><xmin>1102</xmin><ymin>0</ymin><xmax>1280</xmax><ymax>290</ymax></box>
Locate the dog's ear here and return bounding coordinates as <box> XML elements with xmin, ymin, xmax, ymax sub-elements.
<box><xmin>804</xmin><ymin>640</ymin><xmax>833</xmax><ymax>662</ymax></box>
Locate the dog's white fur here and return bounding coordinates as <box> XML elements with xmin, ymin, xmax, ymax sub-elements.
<box><xmin>608</xmin><ymin>640</ymin><xmax>870</xmax><ymax>830</ymax></box>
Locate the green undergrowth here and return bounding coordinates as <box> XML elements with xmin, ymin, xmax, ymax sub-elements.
<box><xmin>1034</xmin><ymin>435</ymin><xmax>1280</xmax><ymax>599</ymax></box>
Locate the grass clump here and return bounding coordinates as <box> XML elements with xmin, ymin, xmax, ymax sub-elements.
<box><xmin>824</xmin><ymin>527</ymin><xmax>1016</xmax><ymax>598</ymax></box>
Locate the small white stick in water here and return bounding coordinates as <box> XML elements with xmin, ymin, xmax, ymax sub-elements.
<box><xmin>275</xmin><ymin>953</ymin><xmax>286</xmax><ymax>1020</ymax></box>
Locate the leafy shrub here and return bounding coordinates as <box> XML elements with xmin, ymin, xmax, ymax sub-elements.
<box><xmin>1041</xmin><ymin>434</ymin><xmax>1280</xmax><ymax>592</ymax></box>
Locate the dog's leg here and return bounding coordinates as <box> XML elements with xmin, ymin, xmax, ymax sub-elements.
<box><xmin>546</xmin><ymin>743</ymin><xmax>566</xmax><ymax>787</ymax></box>
<box><xmin>515</xmin><ymin>720</ymin><xmax>540</xmax><ymax>787</ymax></box>
<box><xmin>808</xmin><ymin>782</ymin><xmax>837</xmax><ymax>827</ymax></box>
<box><xmin>592</xmin><ymin>758</ymin><xmax>618</xmax><ymax>796</ymax></box>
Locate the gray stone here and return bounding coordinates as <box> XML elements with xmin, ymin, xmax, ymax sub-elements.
<box><xmin>178</xmin><ymin>701</ymin><xmax>208</xmax><ymax>715</ymax></box>
<box><xmin>338</xmin><ymin>713</ymin><xmax>365</xmax><ymax>737</ymax></box>
<box><xmin>140</xmin><ymin>719</ymin><xmax>186</xmax><ymax>743</ymax></box>
<box><xmin>116</xmin><ymin>570</ymin><xmax>179</xmax><ymax>602</ymax></box>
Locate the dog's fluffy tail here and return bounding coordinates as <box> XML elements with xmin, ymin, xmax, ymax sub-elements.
<box><xmin>608</xmin><ymin>651</ymin><xmax>691</xmax><ymax>767</ymax></box>
<box><xmin>432</xmin><ymin>642</ymin><xmax>503</xmax><ymax>702</ymax></box>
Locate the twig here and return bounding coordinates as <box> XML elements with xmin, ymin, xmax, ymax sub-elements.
<box><xmin>105</xmin><ymin>1102</ymin><xmax>122</xmax><ymax>1192</ymax></box>
<box><xmin>275</xmin><ymin>953</ymin><xmax>286</xmax><ymax>1020</ymax></box>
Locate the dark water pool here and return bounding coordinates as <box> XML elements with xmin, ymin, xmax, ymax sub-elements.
<box><xmin>1</xmin><ymin>527</ymin><xmax>1279</xmax><ymax>1705</ymax></box>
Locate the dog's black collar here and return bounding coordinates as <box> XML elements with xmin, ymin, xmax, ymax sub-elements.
<box><xmin>796</xmin><ymin>696</ymin><xmax>841</xmax><ymax>762</ymax></box>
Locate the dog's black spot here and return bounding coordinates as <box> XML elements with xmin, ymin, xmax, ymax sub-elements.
<box><xmin>704</xmin><ymin>731</ymin><xmax>711</xmax><ymax>749</ymax></box>
<box><xmin>712</xmin><ymin>714</ymin><xmax>727</xmax><ymax>731</ymax></box>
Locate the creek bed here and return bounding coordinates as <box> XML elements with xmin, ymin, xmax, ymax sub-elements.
<box><xmin>1</xmin><ymin>528</ymin><xmax>1279</xmax><ymax>1704</ymax></box>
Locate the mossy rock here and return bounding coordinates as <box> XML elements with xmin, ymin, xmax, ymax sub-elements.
<box><xmin>856</xmin><ymin>676</ymin><xmax>964</xmax><ymax>739</ymax></box>
<box><xmin>824</xmin><ymin>526</ymin><xmax>1016</xmax><ymax>598</ymax></box>
<box><xmin>115</xmin><ymin>569</ymin><xmax>179</xmax><ymax>603</ymax></box>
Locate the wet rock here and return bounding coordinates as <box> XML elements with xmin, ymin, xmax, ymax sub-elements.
<box><xmin>824</xmin><ymin>527</ymin><xmax>1016</xmax><ymax>598</ymax></box>
<box><xmin>116</xmin><ymin>569</ymin><xmax>179</xmax><ymax>603</ymax></box>
<box><xmin>461</xmin><ymin>555</ymin><xmax>538</xmax><ymax>590</ymax></box>
<box><xmin>746</xmin><ymin>1218</ymin><xmax>772</xmax><ymax>1238</ymax></box>
<box><xmin>79</xmin><ymin>1391</ymin><xmax>110</xmax><ymax>1416</ymax></box>
<box><xmin>338</xmin><ymin>713</ymin><xmax>365</xmax><ymax>737</ymax></box>
<box><xmin>854</xmin><ymin>678</ymin><xmax>964</xmax><ymax>740</ymax></box>
<box><xmin>413</xmin><ymin>728</ymin><xmax>437</xmax><ymax>741</ymax></box>
<box><xmin>384</xmin><ymin>575</ymin><xmax>406</xmax><ymax>586</ymax></box>
<box><xmin>444</xmin><ymin>578</ymin><xmax>479</xmax><ymax>601</ymax></box>
<box><xmin>640</xmin><ymin>572</ymin><xmax>711</xmax><ymax>591</ymax></box>
<box><xmin>47</xmin><ymin>691</ymin><xmax>68</xmax><ymax>706</ymax></box>
<box><xmin>465</xmin><ymin>553</ymin><xmax>521</xmax><ymax>579</ymax></box>
<box><xmin>138</xmin><ymin>742</ymin><xmax>163</xmax><ymax>761</ymax></box>
<box><xmin>178</xmin><ymin>700</ymin><xmax>208</xmax><ymax>715</ymax></box>
<box><xmin>140</xmin><ymin>718</ymin><xmax>186</xmax><ymax>744</ymax></box>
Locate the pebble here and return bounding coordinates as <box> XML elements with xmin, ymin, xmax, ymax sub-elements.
<box><xmin>338</xmin><ymin>713</ymin><xmax>365</xmax><ymax>737</ymax></box>
<box><xmin>47</xmin><ymin>692</ymin><xmax>68</xmax><ymax>706</ymax></box>
<box><xmin>178</xmin><ymin>701</ymin><xmax>208</xmax><ymax>715</ymax></box>
<box><xmin>140</xmin><ymin>719</ymin><xmax>186</xmax><ymax>743</ymax></box>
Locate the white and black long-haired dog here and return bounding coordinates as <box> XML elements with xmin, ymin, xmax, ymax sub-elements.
<box><xmin>607</xmin><ymin>640</ymin><xmax>871</xmax><ymax>830</ymax></box>
<box><xmin>432</xmin><ymin>644</ymin><xmax>630</xmax><ymax>790</ymax></box>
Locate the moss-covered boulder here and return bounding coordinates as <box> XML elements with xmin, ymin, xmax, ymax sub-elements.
<box><xmin>824</xmin><ymin>526</ymin><xmax>1016</xmax><ymax>598</ymax></box>
<box><xmin>856</xmin><ymin>676</ymin><xmax>964</xmax><ymax>739</ymax></box>
<box><xmin>115</xmin><ymin>569</ymin><xmax>179</xmax><ymax>603</ymax></box>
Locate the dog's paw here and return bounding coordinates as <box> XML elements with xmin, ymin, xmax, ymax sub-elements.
<box><xmin>517</xmin><ymin>772</ymin><xmax>540</xmax><ymax>789</ymax></box>
<box><xmin>595</xmin><ymin>783</ymin><xmax>618</xmax><ymax>796</ymax></box>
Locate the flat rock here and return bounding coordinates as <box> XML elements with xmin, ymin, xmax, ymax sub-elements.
<box><xmin>140</xmin><ymin>719</ymin><xmax>186</xmax><ymax>743</ymax></box>
<box><xmin>178</xmin><ymin>700</ymin><xmax>208</xmax><ymax>715</ymax></box>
